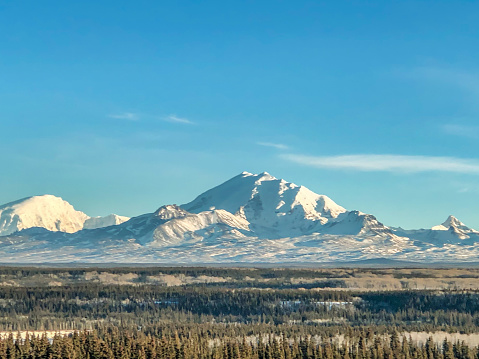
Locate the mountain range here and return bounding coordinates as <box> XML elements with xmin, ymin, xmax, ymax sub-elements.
<box><xmin>0</xmin><ymin>171</ymin><xmax>478</xmax><ymax>264</ymax></box>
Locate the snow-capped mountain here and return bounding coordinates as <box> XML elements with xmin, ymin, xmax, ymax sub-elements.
<box><xmin>0</xmin><ymin>172</ymin><xmax>478</xmax><ymax>264</ymax></box>
<box><xmin>0</xmin><ymin>195</ymin><xmax>129</xmax><ymax>236</ymax></box>
<box><xmin>393</xmin><ymin>215</ymin><xmax>479</xmax><ymax>244</ymax></box>
<box><xmin>432</xmin><ymin>215</ymin><xmax>479</xmax><ymax>235</ymax></box>
<box><xmin>183</xmin><ymin>171</ymin><xmax>346</xmax><ymax>237</ymax></box>
<box><xmin>0</xmin><ymin>195</ymin><xmax>89</xmax><ymax>236</ymax></box>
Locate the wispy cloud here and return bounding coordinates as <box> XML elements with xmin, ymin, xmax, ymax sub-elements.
<box><xmin>108</xmin><ymin>112</ymin><xmax>140</xmax><ymax>121</ymax></box>
<box><xmin>257</xmin><ymin>142</ymin><xmax>289</xmax><ymax>150</ymax></box>
<box><xmin>282</xmin><ymin>153</ymin><xmax>479</xmax><ymax>174</ymax></box>
<box><xmin>442</xmin><ymin>124</ymin><xmax>479</xmax><ymax>139</ymax></box>
<box><xmin>409</xmin><ymin>66</ymin><xmax>479</xmax><ymax>97</ymax></box>
<box><xmin>164</xmin><ymin>115</ymin><xmax>194</xmax><ymax>125</ymax></box>
<box><xmin>108</xmin><ymin>113</ymin><xmax>195</xmax><ymax>125</ymax></box>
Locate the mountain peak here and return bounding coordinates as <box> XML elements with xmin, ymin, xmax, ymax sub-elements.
<box><xmin>255</xmin><ymin>171</ymin><xmax>277</xmax><ymax>184</ymax></box>
<box><xmin>0</xmin><ymin>194</ymin><xmax>89</xmax><ymax>236</ymax></box>
<box><xmin>182</xmin><ymin>171</ymin><xmax>346</xmax><ymax>236</ymax></box>
<box><xmin>238</xmin><ymin>170</ymin><xmax>275</xmax><ymax>178</ymax></box>
<box><xmin>0</xmin><ymin>194</ymin><xmax>66</xmax><ymax>210</ymax></box>
<box><xmin>431</xmin><ymin>215</ymin><xmax>477</xmax><ymax>234</ymax></box>
<box><xmin>0</xmin><ymin>194</ymin><xmax>130</xmax><ymax>235</ymax></box>
<box><xmin>153</xmin><ymin>205</ymin><xmax>189</xmax><ymax>220</ymax></box>
<box><xmin>443</xmin><ymin>215</ymin><xmax>462</xmax><ymax>227</ymax></box>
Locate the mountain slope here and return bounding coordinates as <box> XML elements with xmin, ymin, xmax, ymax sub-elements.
<box><xmin>149</xmin><ymin>208</ymin><xmax>251</xmax><ymax>247</ymax></box>
<box><xmin>322</xmin><ymin>211</ymin><xmax>392</xmax><ymax>236</ymax></box>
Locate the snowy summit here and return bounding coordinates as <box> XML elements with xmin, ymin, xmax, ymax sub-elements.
<box><xmin>0</xmin><ymin>195</ymin><xmax>129</xmax><ymax>236</ymax></box>
<box><xmin>183</xmin><ymin>171</ymin><xmax>346</xmax><ymax>236</ymax></box>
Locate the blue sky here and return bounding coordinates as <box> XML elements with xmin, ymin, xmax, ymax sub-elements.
<box><xmin>1</xmin><ymin>0</ymin><xmax>479</xmax><ymax>229</ymax></box>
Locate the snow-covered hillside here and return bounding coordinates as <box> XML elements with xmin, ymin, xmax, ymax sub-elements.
<box><xmin>0</xmin><ymin>195</ymin><xmax>129</xmax><ymax>236</ymax></box>
<box><xmin>0</xmin><ymin>172</ymin><xmax>478</xmax><ymax>264</ymax></box>
<box><xmin>149</xmin><ymin>207</ymin><xmax>251</xmax><ymax>247</ymax></box>
<box><xmin>322</xmin><ymin>211</ymin><xmax>392</xmax><ymax>236</ymax></box>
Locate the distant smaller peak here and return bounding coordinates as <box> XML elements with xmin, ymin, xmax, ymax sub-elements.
<box><xmin>443</xmin><ymin>215</ymin><xmax>463</xmax><ymax>227</ymax></box>
<box><xmin>153</xmin><ymin>204</ymin><xmax>189</xmax><ymax>220</ymax></box>
<box><xmin>240</xmin><ymin>171</ymin><xmax>253</xmax><ymax>176</ymax></box>
<box><xmin>432</xmin><ymin>215</ymin><xmax>467</xmax><ymax>231</ymax></box>
<box><xmin>102</xmin><ymin>213</ymin><xmax>130</xmax><ymax>220</ymax></box>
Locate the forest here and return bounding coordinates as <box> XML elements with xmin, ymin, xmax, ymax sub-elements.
<box><xmin>0</xmin><ymin>267</ymin><xmax>479</xmax><ymax>358</ymax></box>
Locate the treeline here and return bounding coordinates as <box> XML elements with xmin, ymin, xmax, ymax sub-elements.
<box><xmin>2</xmin><ymin>285</ymin><xmax>479</xmax><ymax>332</ymax></box>
<box><xmin>0</xmin><ymin>327</ymin><xmax>478</xmax><ymax>359</ymax></box>
<box><xmin>0</xmin><ymin>266</ymin><xmax>350</xmax><ymax>281</ymax></box>
<box><xmin>1</xmin><ymin>266</ymin><xmax>461</xmax><ymax>285</ymax></box>
<box><xmin>361</xmin><ymin>292</ymin><xmax>479</xmax><ymax>313</ymax></box>
<box><xmin>0</xmin><ymin>285</ymin><xmax>354</xmax><ymax>331</ymax></box>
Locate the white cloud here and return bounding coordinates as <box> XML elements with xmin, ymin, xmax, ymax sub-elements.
<box><xmin>108</xmin><ymin>112</ymin><xmax>140</xmax><ymax>121</ymax></box>
<box><xmin>442</xmin><ymin>124</ymin><xmax>479</xmax><ymax>139</ymax></box>
<box><xmin>257</xmin><ymin>142</ymin><xmax>289</xmax><ymax>150</ymax></box>
<box><xmin>282</xmin><ymin>153</ymin><xmax>479</xmax><ymax>174</ymax></box>
<box><xmin>165</xmin><ymin>115</ymin><xmax>194</xmax><ymax>125</ymax></box>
